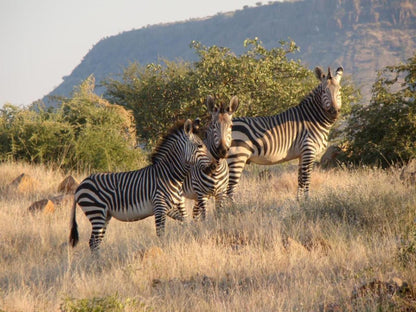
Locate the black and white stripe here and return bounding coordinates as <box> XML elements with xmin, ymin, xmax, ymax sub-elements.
<box><xmin>69</xmin><ymin>119</ymin><xmax>213</xmax><ymax>251</ymax></box>
<box><xmin>227</xmin><ymin>66</ymin><xmax>343</xmax><ymax>199</ymax></box>
<box><xmin>180</xmin><ymin>96</ymin><xmax>239</xmax><ymax>220</ymax></box>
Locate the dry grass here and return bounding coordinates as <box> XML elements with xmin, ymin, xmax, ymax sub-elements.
<box><xmin>0</xmin><ymin>161</ymin><xmax>415</xmax><ymax>311</ymax></box>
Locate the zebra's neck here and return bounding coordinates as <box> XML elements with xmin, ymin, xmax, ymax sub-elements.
<box><xmin>153</xmin><ymin>136</ymin><xmax>191</xmax><ymax>184</ymax></box>
<box><xmin>159</xmin><ymin>148</ymin><xmax>189</xmax><ymax>183</ymax></box>
<box><xmin>203</xmin><ymin>127</ymin><xmax>220</xmax><ymax>161</ymax></box>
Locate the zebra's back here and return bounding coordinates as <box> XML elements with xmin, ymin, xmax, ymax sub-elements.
<box><xmin>76</xmin><ymin>168</ymin><xmax>157</xmax><ymax>222</ymax></box>
<box><xmin>230</xmin><ymin>107</ymin><xmax>310</xmax><ymax>165</ymax></box>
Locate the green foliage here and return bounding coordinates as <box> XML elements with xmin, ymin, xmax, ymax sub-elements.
<box><xmin>341</xmin><ymin>54</ymin><xmax>416</xmax><ymax>167</ymax></box>
<box><xmin>193</xmin><ymin>38</ymin><xmax>314</xmax><ymax>117</ymax></box>
<box><xmin>61</xmin><ymin>75</ymin><xmax>143</xmax><ymax>171</ymax></box>
<box><xmin>0</xmin><ymin>104</ymin><xmax>75</xmax><ymax>165</ymax></box>
<box><xmin>60</xmin><ymin>294</ymin><xmax>150</xmax><ymax>312</ymax></box>
<box><xmin>104</xmin><ymin>61</ymin><xmax>200</xmax><ymax>146</ymax></box>
<box><xmin>0</xmin><ymin>76</ymin><xmax>145</xmax><ymax>172</ymax></box>
<box><xmin>397</xmin><ymin>221</ymin><xmax>416</xmax><ymax>267</ymax></box>
<box><xmin>105</xmin><ymin>39</ymin><xmax>357</xmax><ymax>147</ymax></box>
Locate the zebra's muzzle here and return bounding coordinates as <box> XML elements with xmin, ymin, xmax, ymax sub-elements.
<box><xmin>216</xmin><ymin>144</ymin><xmax>229</xmax><ymax>159</ymax></box>
<box><xmin>203</xmin><ymin>161</ymin><xmax>218</xmax><ymax>175</ymax></box>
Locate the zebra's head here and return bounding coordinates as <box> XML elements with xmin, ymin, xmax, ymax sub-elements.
<box><xmin>205</xmin><ymin>95</ymin><xmax>239</xmax><ymax>159</ymax></box>
<box><xmin>183</xmin><ymin>119</ymin><xmax>212</xmax><ymax>168</ymax></box>
<box><xmin>315</xmin><ymin>66</ymin><xmax>343</xmax><ymax>119</ymax></box>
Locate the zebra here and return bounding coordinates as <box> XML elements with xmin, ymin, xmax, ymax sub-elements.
<box><xmin>179</xmin><ymin>96</ymin><xmax>239</xmax><ymax>220</ymax></box>
<box><xmin>69</xmin><ymin>119</ymin><xmax>215</xmax><ymax>251</ymax></box>
<box><xmin>226</xmin><ymin>66</ymin><xmax>343</xmax><ymax>200</ymax></box>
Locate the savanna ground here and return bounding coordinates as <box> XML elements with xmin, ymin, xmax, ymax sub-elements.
<box><xmin>0</xmin><ymin>161</ymin><xmax>415</xmax><ymax>311</ymax></box>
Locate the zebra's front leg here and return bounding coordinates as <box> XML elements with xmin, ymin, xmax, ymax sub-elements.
<box><xmin>154</xmin><ymin>200</ymin><xmax>169</xmax><ymax>237</ymax></box>
<box><xmin>193</xmin><ymin>195</ymin><xmax>208</xmax><ymax>221</ymax></box>
<box><xmin>297</xmin><ymin>153</ymin><xmax>315</xmax><ymax>200</ymax></box>
<box><xmin>226</xmin><ymin>155</ymin><xmax>249</xmax><ymax>201</ymax></box>
<box><xmin>166</xmin><ymin>195</ymin><xmax>187</xmax><ymax>222</ymax></box>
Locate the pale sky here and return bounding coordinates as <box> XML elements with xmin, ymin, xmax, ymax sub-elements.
<box><xmin>0</xmin><ymin>0</ymin><xmax>267</xmax><ymax>107</ymax></box>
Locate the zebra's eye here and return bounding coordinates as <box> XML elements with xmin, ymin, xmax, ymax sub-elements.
<box><xmin>198</xmin><ymin>144</ymin><xmax>203</xmax><ymax>149</ymax></box>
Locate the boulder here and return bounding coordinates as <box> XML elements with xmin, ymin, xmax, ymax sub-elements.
<box><xmin>49</xmin><ymin>194</ymin><xmax>73</xmax><ymax>206</ymax></box>
<box><xmin>319</xmin><ymin>145</ymin><xmax>342</xmax><ymax>169</ymax></box>
<box><xmin>143</xmin><ymin>246</ymin><xmax>165</xmax><ymax>263</ymax></box>
<box><xmin>6</xmin><ymin>173</ymin><xmax>38</xmax><ymax>194</ymax></box>
<box><xmin>28</xmin><ymin>199</ymin><xmax>55</xmax><ymax>214</ymax></box>
<box><xmin>283</xmin><ymin>237</ymin><xmax>309</xmax><ymax>255</ymax></box>
<box><xmin>57</xmin><ymin>175</ymin><xmax>79</xmax><ymax>194</ymax></box>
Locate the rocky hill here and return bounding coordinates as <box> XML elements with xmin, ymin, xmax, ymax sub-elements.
<box><xmin>44</xmin><ymin>0</ymin><xmax>416</xmax><ymax>106</ymax></box>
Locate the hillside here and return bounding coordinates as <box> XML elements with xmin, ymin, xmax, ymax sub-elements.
<box><xmin>44</xmin><ymin>0</ymin><xmax>416</xmax><ymax>106</ymax></box>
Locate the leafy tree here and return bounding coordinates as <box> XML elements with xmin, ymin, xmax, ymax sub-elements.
<box><xmin>341</xmin><ymin>53</ymin><xmax>416</xmax><ymax>167</ymax></box>
<box><xmin>193</xmin><ymin>38</ymin><xmax>314</xmax><ymax>117</ymax></box>
<box><xmin>105</xmin><ymin>38</ymin><xmax>359</xmax><ymax>147</ymax></box>
<box><xmin>104</xmin><ymin>61</ymin><xmax>200</xmax><ymax>147</ymax></box>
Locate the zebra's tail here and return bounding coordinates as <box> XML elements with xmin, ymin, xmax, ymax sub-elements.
<box><xmin>69</xmin><ymin>197</ymin><xmax>79</xmax><ymax>247</ymax></box>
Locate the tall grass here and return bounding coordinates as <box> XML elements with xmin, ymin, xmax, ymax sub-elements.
<box><xmin>0</xmin><ymin>161</ymin><xmax>415</xmax><ymax>311</ymax></box>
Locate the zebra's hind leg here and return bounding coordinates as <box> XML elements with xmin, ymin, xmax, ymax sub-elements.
<box><xmin>88</xmin><ymin>212</ymin><xmax>112</xmax><ymax>252</ymax></box>
<box><xmin>89</xmin><ymin>226</ymin><xmax>107</xmax><ymax>252</ymax></box>
<box><xmin>214</xmin><ymin>192</ymin><xmax>227</xmax><ymax>211</ymax></box>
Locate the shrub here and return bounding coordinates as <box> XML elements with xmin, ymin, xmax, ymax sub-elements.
<box><xmin>341</xmin><ymin>53</ymin><xmax>416</xmax><ymax>167</ymax></box>
<box><xmin>60</xmin><ymin>294</ymin><xmax>125</xmax><ymax>312</ymax></box>
<box><xmin>0</xmin><ymin>76</ymin><xmax>145</xmax><ymax>172</ymax></box>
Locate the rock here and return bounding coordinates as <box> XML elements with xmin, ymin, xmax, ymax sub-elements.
<box><xmin>49</xmin><ymin>194</ymin><xmax>73</xmax><ymax>206</ymax></box>
<box><xmin>28</xmin><ymin>199</ymin><xmax>55</xmax><ymax>214</ymax></box>
<box><xmin>57</xmin><ymin>175</ymin><xmax>79</xmax><ymax>194</ymax></box>
<box><xmin>351</xmin><ymin>277</ymin><xmax>411</xmax><ymax>300</ymax></box>
<box><xmin>143</xmin><ymin>246</ymin><xmax>165</xmax><ymax>262</ymax></box>
<box><xmin>319</xmin><ymin>145</ymin><xmax>342</xmax><ymax>169</ymax></box>
<box><xmin>6</xmin><ymin>173</ymin><xmax>38</xmax><ymax>194</ymax></box>
<box><xmin>400</xmin><ymin>159</ymin><xmax>416</xmax><ymax>186</ymax></box>
<box><xmin>283</xmin><ymin>237</ymin><xmax>309</xmax><ymax>255</ymax></box>
<box><xmin>304</xmin><ymin>236</ymin><xmax>332</xmax><ymax>255</ymax></box>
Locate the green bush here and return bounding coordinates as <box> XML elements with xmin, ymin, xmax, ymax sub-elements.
<box><xmin>60</xmin><ymin>294</ymin><xmax>126</xmax><ymax>312</ymax></box>
<box><xmin>0</xmin><ymin>105</ymin><xmax>75</xmax><ymax>165</ymax></box>
<box><xmin>60</xmin><ymin>294</ymin><xmax>151</xmax><ymax>312</ymax></box>
<box><xmin>0</xmin><ymin>76</ymin><xmax>145</xmax><ymax>172</ymax></box>
<box><xmin>341</xmin><ymin>53</ymin><xmax>416</xmax><ymax>167</ymax></box>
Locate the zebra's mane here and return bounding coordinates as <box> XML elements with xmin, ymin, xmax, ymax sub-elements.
<box><xmin>150</xmin><ymin>120</ymin><xmax>186</xmax><ymax>164</ymax></box>
<box><xmin>192</xmin><ymin>114</ymin><xmax>211</xmax><ymax>141</ymax></box>
<box><xmin>299</xmin><ymin>83</ymin><xmax>322</xmax><ymax>107</ymax></box>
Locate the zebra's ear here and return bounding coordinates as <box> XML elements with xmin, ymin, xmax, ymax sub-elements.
<box><xmin>192</xmin><ymin>118</ymin><xmax>201</xmax><ymax>132</ymax></box>
<box><xmin>228</xmin><ymin>96</ymin><xmax>239</xmax><ymax>114</ymax></box>
<box><xmin>334</xmin><ymin>66</ymin><xmax>344</xmax><ymax>83</ymax></box>
<box><xmin>327</xmin><ymin>67</ymin><xmax>332</xmax><ymax>80</ymax></box>
<box><xmin>314</xmin><ymin>67</ymin><xmax>325</xmax><ymax>81</ymax></box>
<box><xmin>207</xmin><ymin>95</ymin><xmax>216</xmax><ymax>113</ymax></box>
<box><xmin>184</xmin><ymin>119</ymin><xmax>193</xmax><ymax>136</ymax></box>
